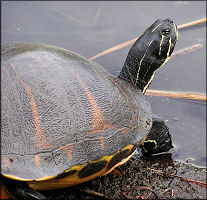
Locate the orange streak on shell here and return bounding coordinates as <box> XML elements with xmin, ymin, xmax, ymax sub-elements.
<box><xmin>99</xmin><ymin>137</ymin><xmax>105</xmax><ymax>150</ymax></box>
<box><xmin>60</xmin><ymin>144</ymin><xmax>74</xmax><ymax>161</ymax></box>
<box><xmin>2</xmin><ymin>157</ymin><xmax>10</xmax><ymax>169</ymax></box>
<box><xmin>121</xmin><ymin>128</ymin><xmax>128</xmax><ymax>139</ymax></box>
<box><xmin>2</xmin><ymin>66</ymin><xmax>11</xmax><ymax>76</ymax></box>
<box><xmin>69</xmin><ymin>67</ymin><xmax>113</xmax><ymax>133</ymax></box>
<box><xmin>65</xmin><ymin>144</ymin><xmax>74</xmax><ymax>160</ymax></box>
<box><xmin>67</xmin><ymin>151</ymin><xmax>73</xmax><ymax>161</ymax></box>
<box><xmin>60</xmin><ymin>144</ymin><xmax>74</xmax><ymax>151</ymax></box>
<box><xmin>20</xmin><ymin>80</ymin><xmax>49</xmax><ymax>148</ymax></box>
<box><xmin>108</xmin><ymin>77</ymin><xmax>135</xmax><ymax>122</ymax></box>
<box><xmin>35</xmin><ymin>155</ymin><xmax>41</xmax><ymax>168</ymax></box>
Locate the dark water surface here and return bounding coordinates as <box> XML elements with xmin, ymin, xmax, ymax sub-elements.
<box><xmin>2</xmin><ymin>1</ymin><xmax>206</xmax><ymax>167</ymax></box>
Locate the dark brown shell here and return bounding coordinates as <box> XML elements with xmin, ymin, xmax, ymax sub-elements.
<box><xmin>1</xmin><ymin>43</ymin><xmax>152</xmax><ymax>181</ymax></box>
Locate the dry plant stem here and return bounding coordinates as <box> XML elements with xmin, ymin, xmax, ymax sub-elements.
<box><xmin>145</xmin><ymin>90</ymin><xmax>206</xmax><ymax>101</ymax></box>
<box><xmin>89</xmin><ymin>18</ymin><xmax>206</xmax><ymax>61</ymax></box>
<box><xmin>89</xmin><ymin>38</ymin><xmax>136</xmax><ymax>61</ymax></box>
<box><xmin>162</xmin><ymin>188</ymin><xmax>174</xmax><ymax>197</ymax></box>
<box><xmin>145</xmin><ymin>192</ymin><xmax>152</xmax><ymax>199</ymax></box>
<box><xmin>82</xmin><ymin>189</ymin><xmax>111</xmax><ymax>200</ymax></box>
<box><xmin>92</xmin><ymin>5</ymin><xmax>103</xmax><ymax>27</ymax></box>
<box><xmin>170</xmin><ymin>44</ymin><xmax>203</xmax><ymax>59</ymax></box>
<box><xmin>147</xmin><ymin>168</ymin><xmax>207</xmax><ymax>188</ymax></box>
<box><xmin>55</xmin><ymin>10</ymin><xmax>83</xmax><ymax>26</ymax></box>
<box><xmin>111</xmin><ymin>168</ymin><xmax>123</xmax><ymax>176</ymax></box>
<box><xmin>178</xmin><ymin>18</ymin><xmax>206</xmax><ymax>29</ymax></box>
<box><xmin>135</xmin><ymin>186</ymin><xmax>160</xmax><ymax>199</ymax></box>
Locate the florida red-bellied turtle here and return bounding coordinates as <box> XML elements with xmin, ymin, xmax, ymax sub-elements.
<box><xmin>1</xmin><ymin>18</ymin><xmax>178</xmax><ymax>200</ymax></box>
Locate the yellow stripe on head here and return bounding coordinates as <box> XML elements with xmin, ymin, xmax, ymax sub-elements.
<box><xmin>151</xmin><ymin>22</ymin><xmax>163</xmax><ymax>32</ymax></box>
<box><xmin>159</xmin><ymin>35</ymin><xmax>165</xmax><ymax>56</ymax></box>
<box><xmin>135</xmin><ymin>39</ymin><xmax>153</xmax><ymax>86</ymax></box>
<box><xmin>143</xmin><ymin>37</ymin><xmax>172</xmax><ymax>93</ymax></box>
<box><xmin>174</xmin><ymin>23</ymin><xmax>179</xmax><ymax>40</ymax></box>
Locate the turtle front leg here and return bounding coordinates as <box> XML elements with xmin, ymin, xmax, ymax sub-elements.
<box><xmin>139</xmin><ymin>117</ymin><xmax>173</xmax><ymax>155</ymax></box>
<box><xmin>1</xmin><ymin>175</ymin><xmax>47</xmax><ymax>200</ymax></box>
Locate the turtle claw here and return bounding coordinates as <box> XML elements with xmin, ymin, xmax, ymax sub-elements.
<box><xmin>139</xmin><ymin>117</ymin><xmax>173</xmax><ymax>156</ymax></box>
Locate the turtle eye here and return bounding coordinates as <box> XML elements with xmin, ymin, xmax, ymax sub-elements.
<box><xmin>162</xmin><ymin>29</ymin><xmax>170</xmax><ymax>35</ymax></box>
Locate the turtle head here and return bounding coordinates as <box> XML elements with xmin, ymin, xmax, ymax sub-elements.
<box><xmin>119</xmin><ymin>18</ymin><xmax>178</xmax><ymax>93</ymax></box>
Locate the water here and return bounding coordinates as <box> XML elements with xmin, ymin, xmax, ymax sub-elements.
<box><xmin>2</xmin><ymin>1</ymin><xmax>206</xmax><ymax>167</ymax></box>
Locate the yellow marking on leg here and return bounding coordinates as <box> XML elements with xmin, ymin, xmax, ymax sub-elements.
<box><xmin>144</xmin><ymin>139</ymin><xmax>157</xmax><ymax>148</ymax></box>
<box><xmin>135</xmin><ymin>39</ymin><xmax>153</xmax><ymax>86</ymax></box>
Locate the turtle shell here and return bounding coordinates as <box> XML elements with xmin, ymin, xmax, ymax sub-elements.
<box><xmin>1</xmin><ymin>43</ymin><xmax>152</xmax><ymax>182</ymax></box>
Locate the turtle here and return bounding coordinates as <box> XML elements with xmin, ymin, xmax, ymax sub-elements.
<box><xmin>1</xmin><ymin>18</ymin><xmax>178</xmax><ymax>200</ymax></box>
